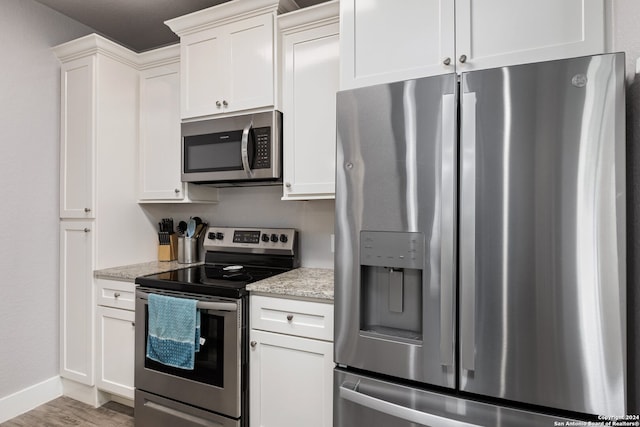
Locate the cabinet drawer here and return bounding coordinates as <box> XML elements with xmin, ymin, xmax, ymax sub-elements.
<box><xmin>96</xmin><ymin>279</ymin><xmax>135</xmax><ymax>310</ymax></box>
<box><xmin>251</xmin><ymin>295</ymin><xmax>333</xmax><ymax>342</ymax></box>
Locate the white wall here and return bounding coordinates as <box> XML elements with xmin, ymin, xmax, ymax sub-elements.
<box><xmin>0</xmin><ymin>0</ymin><xmax>92</xmax><ymax>400</ymax></box>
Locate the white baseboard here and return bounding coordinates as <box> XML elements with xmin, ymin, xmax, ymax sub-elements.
<box><xmin>0</xmin><ymin>376</ymin><xmax>63</xmax><ymax>423</ymax></box>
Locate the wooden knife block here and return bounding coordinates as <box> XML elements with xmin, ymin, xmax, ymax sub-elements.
<box><xmin>158</xmin><ymin>234</ymin><xmax>178</xmax><ymax>261</ymax></box>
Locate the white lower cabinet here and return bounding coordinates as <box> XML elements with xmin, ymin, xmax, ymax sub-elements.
<box><xmin>250</xmin><ymin>295</ymin><xmax>334</xmax><ymax>427</ymax></box>
<box><xmin>60</xmin><ymin>221</ymin><xmax>94</xmax><ymax>385</ymax></box>
<box><xmin>95</xmin><ymin>280</ymin><xmax>136</xmax><ymax>400</ymax></box>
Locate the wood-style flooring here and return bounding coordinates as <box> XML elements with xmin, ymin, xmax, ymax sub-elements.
<box><xmin>0</xmin><ymin>396</ymin><xmax>134</xmax><ymax>427</ymax></box>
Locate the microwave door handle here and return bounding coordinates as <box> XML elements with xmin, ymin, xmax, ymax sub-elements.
<box><xmin>241</xmin><ymin>120</ymin><xmax>254</xmax><ymax>177</ymax></box>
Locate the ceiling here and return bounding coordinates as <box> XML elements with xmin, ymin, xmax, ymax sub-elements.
<box><xmin>33</xmin><ymin>0</ymin><xmax>328</xmax><ymax>52</ymax></box>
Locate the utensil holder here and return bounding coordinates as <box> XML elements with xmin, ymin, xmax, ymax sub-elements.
<box><xmin>158</xmin><ymin>234</ymin><xmax>178</xmax><ymax>261</ymax></box>
<box><xmin>178</xmin><ymin>236</ymin><xmax>199</xmax><ymax>264</ymax></box>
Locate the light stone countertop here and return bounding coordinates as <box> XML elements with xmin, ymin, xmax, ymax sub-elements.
<box><xmin>94</xmin><ymin>260</ymin><xmax>203</xmax><ymax>282</ymax></box>
<box><xmin>247</xmin><ymin>268</ymin><xmax>334</xmax><ymax>301</ymax></box>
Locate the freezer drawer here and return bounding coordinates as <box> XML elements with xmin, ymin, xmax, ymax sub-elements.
<box><xmin>334</xmin><ymin>369</ymin><xmax>573</xmax><ymax>427</ymax></box>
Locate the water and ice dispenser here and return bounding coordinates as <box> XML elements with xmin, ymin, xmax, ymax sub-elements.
<box><xmin>359</xmin><ymin>231</ymin><xmax>424</xmax><ymax>343</ymax></box>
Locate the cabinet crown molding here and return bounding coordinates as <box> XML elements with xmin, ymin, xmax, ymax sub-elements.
<box><xmin>279</xmin><ymin>0</ymin><xmax>339</xmax><ymax>32</ymax></box>
<box><xmin>137</xmin><ymin>44</ymin><xmax>180</xmax><ymax>69</ymax></box>
<box><xmin>53</xmin><ymin>33</ymin><xmax>138</xmax><ymax>67</ymax></box>
<box><xmin>165</xmin><ymin>0</ymin><xmax>299</xmax><ymax>36</ymax></box>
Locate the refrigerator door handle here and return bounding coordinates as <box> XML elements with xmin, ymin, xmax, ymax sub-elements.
<box><xmin>440</xmin><ymin>93</ymin><xmax>456</xmax><ymax>367</ymax></box>
<box><xmin>460</xmin><ymin>90</ymin><xmax>477</xmax><ymax>372</ymax></box>
<box><xmin>339</xmin><ymin>382</ymin><xmax>481</xmax><ymax>427</ymax></box>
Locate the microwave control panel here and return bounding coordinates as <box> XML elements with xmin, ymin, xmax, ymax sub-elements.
<box><xmin>253</xmin><ymin>127</ymin><xmax>271</xmax><ymax>169</ymax></box>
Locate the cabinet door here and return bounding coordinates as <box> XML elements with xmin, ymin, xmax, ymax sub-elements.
<box><xmin>455</xmin><ymin>0</ymin><xmax>606</xmax><ymax>72</ymax></box>
<box><xmin>96</xmin><ymin>306</ymin><xmax>135</xmax><ymax>399</ymax></box>
<box><xmin>225</xmin><ymin>14</ymin><xmax>274</xmax><ymax>113</ymax></box>
<box><xmin>250</xmin><ymin>330</ymin><xmax>333</xmax><ymax>427</ymax></box>
<box><xmin>60</xmin><ymin>57</ymin><xmax>95</xmax><ymax>218</ymax></box>
<box><xmin>180</xmin><ymin>27</ymin><xmax>226</xmax><ymax>119</ymax></box>
<box><xmin>340</xmin><ymin>0</ymin><xmax>455</xmax><ymax>89</ymax></box>
<box><xmin>60</xmin><ymin>221</ymin><xmax>94</xmax><ymax>385</ymax></box>
<box><xmin>282</xmin><ymin>23</ymin><xmax>339</xmax><ymax>200</ymax></box>
<box><xmin>139</xmin><ymin>63</ymin><xmax>185</xmax><ymax>200</ymax></box>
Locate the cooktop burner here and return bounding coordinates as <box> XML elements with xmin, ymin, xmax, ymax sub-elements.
<box><xmin>135</xmin><ymin>226</ymin><xmax>299</xmax><ymax>298</ymax></box>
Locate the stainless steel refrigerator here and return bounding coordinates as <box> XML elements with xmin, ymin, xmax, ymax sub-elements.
<box><xmin>334</xmin><ymin>53</ymin><xmax>626</xmax><ymax>426</ymax></box>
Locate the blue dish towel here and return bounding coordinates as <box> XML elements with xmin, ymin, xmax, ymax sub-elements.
<box><xmin>146</xmin><ymin>294</ymin><xmax>200</xmax><ymax>370</ymax></box>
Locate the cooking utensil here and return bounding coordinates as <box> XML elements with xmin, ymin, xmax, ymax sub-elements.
<box><xmin>177</xmin><ymin>221</ymin><xmax>187</xmax><ymax>235</ymax></box>
<box><xmin>186</xmin><ymin>218</ymin><xmax>196</xmax><ymax>238</ymax></box>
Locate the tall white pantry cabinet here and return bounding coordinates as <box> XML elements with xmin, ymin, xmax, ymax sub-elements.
<box><xmin>54</xmin><ymin>34</ymin><xmax>156</xmax><ymax>405</ymax></box>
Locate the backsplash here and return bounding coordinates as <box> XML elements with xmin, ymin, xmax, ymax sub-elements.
<box><xmin>140</xmin><ymin>185</ymin><xmax>335</xmax><ymax>268</ymax></box>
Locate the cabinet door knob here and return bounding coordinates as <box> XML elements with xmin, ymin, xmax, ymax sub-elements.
<box><xmin>285</xmin><ymin>182</ymin><xmax>292</xmax><ymax>188</ymax></box>
<box><xmin>286</xmin><ymin>314</ymin><xmax>293</xmax><ymax>322</ymax></box>
<box><xmin>84</xmin><ymin>207</ymin><xmax>91</xmax><ymax>213</ymax></box>
<box><xmin>83</xmin><ymin>228</ymin><xmax>90</xmax><ymax>233</ymax></box>
<box><xmin>114</xmin><ymin>292</ymin><xmax>121</xmax><ymax>298</ymax></box>
<box><xmin>250</xmin><ymin>341</ymin><xmax>257</xmax><ymax>348</ymax></box>
<box><xmin>216</xmin><ymin>100</ymin><xmax>222</xmax><ymax>107</ymax></box>
<box><xmin>174</xmin><ymin>188</ymin><xmax>180</xmax><ymax>194</ymax></box>
<box><xmin>131</xmin><ymin>322</ymin><xmax>135</xmax><ymax>327</ymax></box>
<box><xmin>222</xmin><ymin>100</ymin><xmax>228</xmax><ymax>107</ymax></box>
<box><xmin>442</xmin><ymin>57</ymin><xmax>451</xmax><ymax>66</ymax></box>
<box><xmin>459</xmin><ymin>54</ymin><xmax>467</xmax><ymax>63</ymax></box>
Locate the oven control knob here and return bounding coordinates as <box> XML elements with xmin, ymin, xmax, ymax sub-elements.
<box><xmin>279</xmin><ymin>234</ymin><xmax>288</xmax><ymax>243</ymax></box>
<box><xmin>270</xmin><ymin>233</ymin><xmax>279</xmax><ymax>243</ymax></box>
<box><xmin>261</xmin><ymin>233</ymin><xmax>270</xmax><ymax>242</ymax></box>
<box><xmin>216</xmin><ymin>232</ymin><xmax>224</xmax><ymax>240</ymax></box>
<box><xmin>208</xmin><ymin>232</ymin><xmax>216</xmax><ymax>240</ymax></box>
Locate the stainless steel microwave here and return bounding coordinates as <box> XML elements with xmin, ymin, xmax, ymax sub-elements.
<box><xmin>181</xmin><ymin>110</ymin><xmax>282</xmax><ymax>186</ymax></box>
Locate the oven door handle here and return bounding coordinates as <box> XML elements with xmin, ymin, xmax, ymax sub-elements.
<box><xmin>196</xmin><ymin>301</ymin><xmax>237</xmax><ymax>312</ymax></box>
<box><xmin>137</xmin><ymin>290</ymin><xmax>238</xmax><ymax>312</ymax></box>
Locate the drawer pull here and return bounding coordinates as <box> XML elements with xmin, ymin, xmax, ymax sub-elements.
<box><xmin>286</xmin><ymin>314</ymin><xmax>293</xmax><ymax>322</ymax></box>
<box><xmin>114</xmin><ymin>292</ymin><xmax>121</xmax><ymax>298</ymax></box>
<box><xmin>131</xmin><ymin>322</ymin><xmax>135</xmax><ymax>327</ymax></box>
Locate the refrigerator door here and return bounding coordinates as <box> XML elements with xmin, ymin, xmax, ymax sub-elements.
<box><xmin>335</xmin><ymin>74</ymin><xmax>457</xmax><ymax>388</ymax></box>
<box><xmin>459</xmin><ymin>53</ymin><xmax>626</xmax><ymax>415</ymax></box>
<box><xmin>334</xmin><ymin>368</ymin><xmax>574</xmax><ymax>427</ymax></box>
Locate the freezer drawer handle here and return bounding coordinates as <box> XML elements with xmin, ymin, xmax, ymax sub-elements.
<box><xmin>339</xmin><ymin>383</ymin><xmax>481</xmax><ymax>427</ymax></box>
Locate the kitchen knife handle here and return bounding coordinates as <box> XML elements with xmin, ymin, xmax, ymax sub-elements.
<box><xmin>460</xmin><ymin>90</ymin><xmax>477</xmax><ymax>372</ymax></box>
<box><xmin>440</xmin><ymin>93</ymin><xmax>456</xmax><ymax>367</ymax></box>
<box><xmin>241</xmin><ymin>120</ymin><xmax>254</xmax><ymax>177</ymax></box>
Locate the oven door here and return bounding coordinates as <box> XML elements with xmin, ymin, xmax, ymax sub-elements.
<box><xmin>135</xmin><ymin>287</ymin><xmax>242</xmax><ymax>418</ymax></box>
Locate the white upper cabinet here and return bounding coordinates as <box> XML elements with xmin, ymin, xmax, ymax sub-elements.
<box><xmin>166</xmin><ymin>0</ymin><xmax>299</xmax><ymax>120</ymax></box>
<box><xmin>60</xmin><ymin>56</ymin><xmax>95</xmax><ymax>218</ymax></box>
<box><xmin>340</xmin><ymin>0</ymin><xmax>454</xmax><ymax>89</ymax></box>
<box><xmin>138</xmin><ymin>47</ymin><xmax>218</xmax><ymax>203</ymax></box>
<box><xmin>279</xmin><ymin>1</ymin><xmax>340</xmax><ymax>200</ymax></box>
<box><xmin>340</xmin><ymin>0</ymin><xmax>607</xmax><ymax>89</ymax></box>
<box><xmin>454</xmin><ymin>0</ymin><xmax>606</xmax><ymax>72</ymax></box>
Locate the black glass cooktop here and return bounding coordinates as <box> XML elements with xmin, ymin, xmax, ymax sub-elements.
<box><xmin>135</xmin><ymin>263</ymin><xmax>289</xmax><ymax>298</ymax></box>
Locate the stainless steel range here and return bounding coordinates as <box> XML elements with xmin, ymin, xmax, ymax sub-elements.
<box><xmin>134</xmin><ymin>226</ymin><xmax>299</xmax><ymax>427</ymax></box>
